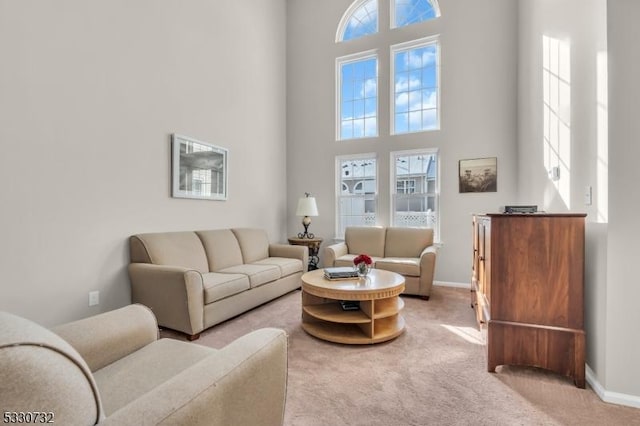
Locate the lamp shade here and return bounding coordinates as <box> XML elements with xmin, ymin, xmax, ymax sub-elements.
<box><xmin>296</xmin><ymin>196</ymin><xmax>318</xmax><ymax>217</ymax></box>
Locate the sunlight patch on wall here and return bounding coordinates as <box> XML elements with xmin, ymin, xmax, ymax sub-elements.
<box><xmin>543</xmin><ymin>35</ymin><xmax>572</xmax><ymax>208</ymax></box>
<box><xmin>596</xmin><ymin>50</ymin><xmax>608</xmax><ymax>223</ymax></box>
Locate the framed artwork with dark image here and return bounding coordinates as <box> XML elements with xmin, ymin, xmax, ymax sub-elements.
<box><xmin>459</xmin><ymin>157</ymin><xmax>497</xmax><ymax>193</ymax></box>
<box><xmin>172</xmin><ymin>134</ymin><xmax>228</xmax><ymax>200</ymax></box>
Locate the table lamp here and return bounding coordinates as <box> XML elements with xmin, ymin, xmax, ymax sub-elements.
<box><xmin>296</xmin><ymin>192</ymin><xmax>318</xmax><ymax>239</ymax></box>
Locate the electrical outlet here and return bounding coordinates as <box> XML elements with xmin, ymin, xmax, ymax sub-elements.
<box><xmin>89</xmin><ymin>291</ymin><xmax>100</xmax><ymax>306</ymax></box>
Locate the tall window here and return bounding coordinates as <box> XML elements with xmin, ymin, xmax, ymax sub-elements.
<box><xmin>337</xmin><ymin>52</ymin><xmax>379</xmax><ymax>140</ymax></box>
<box><xmin>336</xmin><ymin>155</ymin><xmax>378</xmax><ymax>238</ymax></box>
<box><xmin>337</xmin><ymin>0</ymin><xmax>379</xmax><ymax>42</ymax></box>
<box><xmin>391</xmin><ymin>149</ymin><xmax>438</xmax><ymax>235</ymax></box>
<box><xmin>392</xmin><ymin>37</ymin><xmax>440</xmax><ymax>134</ymax></box>
<box><xmin>392</xmin><ymin>0</ymin><xmax>440</xmax><ymax>28</ymax></box>
<box><xmin>336</xmin><ymin>1</ymin><xmax>440</xmax><ymax>140</ymax></box>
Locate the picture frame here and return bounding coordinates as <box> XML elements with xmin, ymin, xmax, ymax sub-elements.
<box><xmin>459</xmin><ymin>157</ymin><xmax>497</xmax><ymax>193</ymax></box>
<box><xmin>172</xmin><ymin>134</ymin><xmax>228</xmax><ymax>200</ymax></box>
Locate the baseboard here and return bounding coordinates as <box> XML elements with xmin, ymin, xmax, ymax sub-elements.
<box><xmin>586</xmin><ymin>364</ymin><xmax>640</xmax><ymax>409</ymax></box>
<box><xmin>434</xmin><ymin>280</ymin><xmax>470</xmax><ymax>289</ymax></box>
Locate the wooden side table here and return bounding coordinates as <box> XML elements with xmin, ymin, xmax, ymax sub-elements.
<box><xmin>288</xmin><ymin>237</ymin><xmax>323</xmax><ymax>270</ymax></box>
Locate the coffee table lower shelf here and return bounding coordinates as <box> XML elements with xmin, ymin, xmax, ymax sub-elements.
<box><xmin>302</xmin><ymin>313</ymin><xmax>406</xmax><ymax>345</ymax></box>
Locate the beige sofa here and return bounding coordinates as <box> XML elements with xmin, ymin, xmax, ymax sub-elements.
<box><xmin>129</xmin><ymin>228</ymin><xmax>307</xmax><ymax>340</ymax></box>
<box><xmin>324</xmin><ymin>226</ymin><xmax>437</xmax><ymax>299</ymax></box>
<box><xmin>0</xmin><ymin>304</ymin><xmax>287</xmax><ymax>426</ymax></box>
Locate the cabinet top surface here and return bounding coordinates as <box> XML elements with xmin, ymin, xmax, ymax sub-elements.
<box><xmin>476</xmin><ymin>213</ymin><xmax>587</xmax><ymax>218</ymax></box>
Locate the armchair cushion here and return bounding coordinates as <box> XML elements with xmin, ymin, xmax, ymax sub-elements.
<box><xmin>93</xmin><ymin>338</ymin><xmax>215</xmax><ymax>415</ymax></box>
<box><xmin>345</xmin><ymin>226</ymin><xmax>386</xmax><ymax>258</ymax></box>
<box><xmin>384</xmin><ymin>227</ymin><xmax>433</xmax><ymax>258</ymax></box>
<box><xmin>375</xmin><ymin>258</ymin><xmax>420</xmax><ymax>276</ymax></box>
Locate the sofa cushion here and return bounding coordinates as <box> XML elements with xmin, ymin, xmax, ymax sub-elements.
<box><xmin>334</xmin><ymin>254</ymin><xmax>383</xmax><ymax>268</ymax></box>
<box><xmin>345</xmin><ymin>227</ymin><xmax>386</xmax><ymax>258</ymax></box>
<box><xmin>130</xmin><ymin>232</ymin><xmax>209</xmax><ymax>273</ymax></box>
<box><xmin>219</xmin><ymin>264</ymin><xmax>281</xmax><ymax>288</ymax></box>
<box><xmin>196</xmin><ymin>229</ymin><xmax>244</xmax><ymax>271</ymax></box>
<box><xmin>202</xmin><ymin>272</ymin><xmax>251</xmax><ymax>304</ymax></box>
<box><xmin>384</xmin><ymin>227</ymin><xmax>433</xmax><ymax>258</ymax></box>
<box><xmin>253</xmin><ymin>257</ymin><xmax>303</xmax><ymax>277</ymax></box>
<box><xmin>93</xmin><ymin>338</ymin><xmax>215</xmax><ymax>415</ymax></box>
<box><xmin>232</xmin><ymin>228</ymin><xmax>270</xmax><ymax>263</ymax></box>
<box><xmin>376</xmin><ymin>258</ymin><xmax>421</xmax><ymax>277</ymax></box>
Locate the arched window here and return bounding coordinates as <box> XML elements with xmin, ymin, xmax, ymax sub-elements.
<box><xmin>336</xmin><ymin>0</ymin><xmax>378</xmax><ymax>42</ymax></box>
<box><xmin>393</xmin><ymin>0</ymin><xmax>440</xmax><ymax>28</ymax></box>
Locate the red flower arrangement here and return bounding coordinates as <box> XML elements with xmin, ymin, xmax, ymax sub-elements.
<box><xmin>353</xmin><ymin>254</ymin><xmax>372</xmax><ymax>266</ymax></box>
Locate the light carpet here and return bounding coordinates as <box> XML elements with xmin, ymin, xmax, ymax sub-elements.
<box><xmin>162</xmin><ymin>286</ymin><xmax>640</xmax><ymax>426</ymax></box>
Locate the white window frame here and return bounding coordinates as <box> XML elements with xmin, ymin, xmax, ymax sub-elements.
<box><xmin>390</xmin><ymin>35</ymin><xmax>441</xmax><ymax>135</ymax></box>
<box><xmin>336</xmin><ymin>50</ymin><xmax>379</xmax><ymax>141</ymax></box>
<box><xmin>390</xmin><ymin>148</ymin><xmax>440</xmax><ymax>240</ymax></box>
<box><xmin>336</xmin><ymin>0</ymin><xmax>380</xmax><ymax>43</ymax></box>
<box><xmin>336</xmin><ymin>152</ymin><xmax>379</xmax><ymax>239</ymax></box>
<box><xmin>390</xmin><ymin>0</ymin><xmax>441</xmax><ymax>29</ymax></box>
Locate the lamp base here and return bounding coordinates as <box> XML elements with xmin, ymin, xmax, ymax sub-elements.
<box><xmin>298</xmin><ymin>218</ymin><xmax>315</xmax><ymax>239</ymax></box>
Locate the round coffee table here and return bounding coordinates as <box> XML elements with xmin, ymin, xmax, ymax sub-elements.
<box><xmin>300</xmin><ymin>268</ymin><xmax>406</xmax><ymax>344</ymax></box>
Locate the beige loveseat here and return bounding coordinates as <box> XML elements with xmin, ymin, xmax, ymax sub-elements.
<box><xmin>324</xmin><ymin>226</ymin><xmax>437</xmax><ymax>299</ymax></box>
<box><xmin>0</xmin><ymin>304</ymin><xmax>287</xmax><ymax>426</ymax></box>
<box><xmin>129</xmin><ymin>228</ymin><xmax>307</xmax><ymax>340</ymax></box>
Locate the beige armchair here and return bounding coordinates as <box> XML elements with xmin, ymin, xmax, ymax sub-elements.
<box><xmin>325</xmin><ymin>226</ymin><xmax>437</xmax><ymax>299</ymax></box>
<box><xmin>0</xmin><ymin>305</ymin><xmax>287</xmax><ymax>425</ymax></box>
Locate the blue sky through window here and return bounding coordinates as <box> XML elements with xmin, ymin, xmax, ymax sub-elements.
<box><xmin>342</xmin><ymin>0</ymin><xmax>378</xmax><ymax>41</ymax></box>
<box><xmin>394</xmin><ymin>43</ymin><xmax>438</xmax><ymax>133</ymax></box>
<box><xmin>341</xmin><ymin>57</ymin><xmax>378</xmax><ymax>139</ymax></box>
<box><xmin>394</xmin><ymin>0</ymin><xmax>438</xmax><ymax>28</ymax></box>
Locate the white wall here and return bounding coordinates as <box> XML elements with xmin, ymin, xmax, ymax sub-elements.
<box><xmin>287</xmin><ymin>0</ymin><xmax>518</xmax><ymax>284</ymax></box>
<box><xmin>0</xmin><ymin>0</ymin><xmax>288</xmax><ymax>326</ymax></box>
<box><xmin>517</xmin><ymin>0</ymin><xmax>608</xmax><ymax>381</ymax></box>
<box><xmin>605</xmin><ymin>0</ymin><xmax>640</xmax><ymax>402</ymax></box>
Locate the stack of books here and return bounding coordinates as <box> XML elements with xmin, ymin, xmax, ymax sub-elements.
<box><xmin>324</xmin><ymin>267</ymin><xmax>359</xmax><ymax>280</ymax></box>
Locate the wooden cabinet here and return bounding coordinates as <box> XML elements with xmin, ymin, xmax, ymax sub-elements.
<box><xmin>471</xmin><ymin>213</ymin><xmax>586</xmax><ymax>388</ymax></box>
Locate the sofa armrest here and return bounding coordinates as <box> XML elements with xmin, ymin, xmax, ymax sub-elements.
<box><xmin>270</xmin><ymin>243</ymin><xmax>309</xmax><ymax>272</ymax></box>
<box><xmin>323</xmin><ymin>242</ymin><xmax>348</xmax><ymax>267</ymax></box>
<box><xmin>270</xmin><ymin>243</ymin><xmax>309</xmax><ymax>270</ymax></box>
<box><xmin>128</xmin><ymin>263</ymin><xmax>205</xmax><ymax>337</ymax></box>
<box><xmin>102</xmin><ymin>328</ymin><xmax>288</xmax><ymax>426</ymax></box>
<box><xmin>419</xmin><ymin>245</ymin><xmax>438</xmax><ymax>293</ymax></box>
<box><xmin>52</xmin><ymin>304</ymin><xmax>158</xmax><ymax>372</ymax></box>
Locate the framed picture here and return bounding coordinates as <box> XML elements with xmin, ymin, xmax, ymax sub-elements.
<box><xmin>172</xmin><ymin>134</ymin><xmax>228</xmax><ymax>200</ymax></box>
<box><xmin>459</xmin><ymin>157</ymin><xmax>497</xmax><ymax>193</ymax></box>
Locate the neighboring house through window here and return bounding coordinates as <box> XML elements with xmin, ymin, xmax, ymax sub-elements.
<box><xmin>391</xmin><ymin>149</ymin><xmax>439</xmax><ymax>236</ymax></box>
<box><xmin>336</xmin><ymin>154</ymin><xmax>378</xmax><ymax>238</ymax></box>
